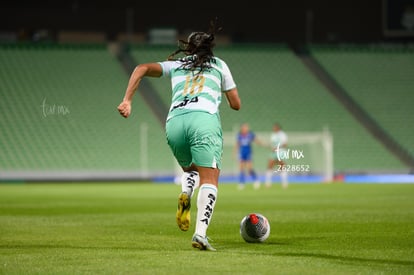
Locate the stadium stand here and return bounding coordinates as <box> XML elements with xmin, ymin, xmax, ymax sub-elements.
<box><xmin>227</xmin><ymin>45</ymin><xmax>408</xmax><ymax>173</ymax></box>
<box><xmin>0</xmin><ymin>42</ymin><xmax>410</xmax><ymax>181</ymax></box>
<box><xmin>130</xmin><ymin>44</ymin><xmax>408</xmax><ymax>174</ymax></box>
<box><xmin>0</xmin><ymin>43</ymin><xmax>173</xmax><ymax>180</ymax></box>
<box><xmin>130</xmin><ymin>45</ymin><xmax>175</xmax><ymax>109</ymax></box>
<box><xmin>309</xmin><ymin>45</ymin><xmax>414</xmax><ymax>164</ymax></box>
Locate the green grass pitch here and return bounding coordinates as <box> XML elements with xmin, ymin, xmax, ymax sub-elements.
<box><xmin>0</xmin><ymin>182</ymin><xmax>414</xmax><ymax>274</ymax></box>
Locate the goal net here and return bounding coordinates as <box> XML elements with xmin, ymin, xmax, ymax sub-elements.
<box><xmin>221</xmin><ymin>127</ymin><xmax>334</xmax><ymax>182</ymax></box>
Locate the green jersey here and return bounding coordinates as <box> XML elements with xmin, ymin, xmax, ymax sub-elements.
<box><xmin>159</xmin><ymin>56</ymin><xmax>236</xmax><ymax>121</ymax></box>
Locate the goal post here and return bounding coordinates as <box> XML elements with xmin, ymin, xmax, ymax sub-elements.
<box><xmin>222</xmin><ymin>127</ymin><xmax>334</xmax><ymax>182</ymax></box>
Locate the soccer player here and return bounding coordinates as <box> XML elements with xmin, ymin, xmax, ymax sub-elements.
<box><xmin>265</xmin><ymin>122</ymin><xmax>289</xmax><ymax>188</ymax></box>
<box><xmin>235</xmin><ymin>123</ymin><xmax>261</xmax><ymax>190</ymax></box>
<box><xmin>117</xmin><ymin>20</ymin><xmax>241</xmax><ymax>251</ymax></box>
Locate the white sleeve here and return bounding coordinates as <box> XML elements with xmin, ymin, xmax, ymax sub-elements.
<box><xmin>158</xmin><ymin>61</ymin><xmax>179</xmax><ymax>77</ymax></box>
<box><xmin>219</xmin><ymin>61</ymin><xmax>237</xmax><ymax>92</ymax></box>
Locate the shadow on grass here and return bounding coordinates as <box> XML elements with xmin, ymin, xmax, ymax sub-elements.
<box><xmin>2</xmin><ymin>243</ymin><xmax>414</xmax><ymax>268</ymax></box>
<box><xmin>270</xmin><ymin>250</ymin><xmax>414</xmax><ymax>267</ymax></box>
<box><xmin>220</xmin><ymin>239</ymin><xmax>414</xmax><ymax>268</ymax></box>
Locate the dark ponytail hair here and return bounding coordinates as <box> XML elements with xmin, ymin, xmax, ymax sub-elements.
<box><xmin>168</xmin><ymin>18</ymin><xmax>222</xmax><ymax>74</ymax></box>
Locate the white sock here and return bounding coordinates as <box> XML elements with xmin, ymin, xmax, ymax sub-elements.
<box><xmin>181</xmin><ymin>171</ymin><xmax>199</xmax><ymax>198</ymax></box>
<box><xmin>265</xmin><ymin>170</ymin><xmax>273</xmax><ymax>184</ymax></box>
<box><xmin>195</xmin><ymin>183</ymin><xmax>217</xmax><ymax>238</ymax></box>
<box><xmin>281</xmin><ymin>170</ymin><xmax>288</xmax><ymax>187</ymax></box>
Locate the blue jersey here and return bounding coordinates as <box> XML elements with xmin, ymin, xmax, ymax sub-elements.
<box><xmin>237</xmin><ymin>132</ymin><xmax>256</xmax><ymax>161</ymax></box>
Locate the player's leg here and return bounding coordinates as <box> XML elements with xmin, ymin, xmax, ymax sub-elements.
<box><xmin>238</xmin><ymin>160</ymin><xmax>247</xmax><ymax>190</ymax></box>
<box><xmin>275</xmin><ymin>147</ymin><xmax>288</xmax><ymax>188</ymax></box>
<box><xmin>173</xmin><ymin>164</ymin><xmax>201</xmax><ymax>230</ymax></box>
<box><xmin>166</xmin><ymin>117</ymin><xmax>194</xmax><ymax>232</ymax></box>
<box><xmin>245</xmin><ymin>159</ymin><xmax>260</xmax><ymax>188</ymax></box>
<box><xmin>181</xmin><ymin>164</ymin><xmax>200</xmax><ymax>198</ymax></box>
<box><xmin>191</xmin><ymin>165</ymin><xmax>219</xmax><ymax>251</ymax></box>
<box><xmin>187</xmin><ymin>112</ymin><xmax>222</xmax><ymax>251</ymax></box>
<box><xmin>278</xmin><ymin>160</ymin><xmax>288</xmax><ymax>188</ymax></box>
<box><xmin>265</xmin><ymin>158</ymin><xmax>276</xmax><ymax>187</ymax></box>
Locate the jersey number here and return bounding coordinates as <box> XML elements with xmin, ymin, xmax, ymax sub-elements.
<box><xmin>183</xmin><ymin>75</ymin><xmax>205</xmax><ymax>95</ymax></box>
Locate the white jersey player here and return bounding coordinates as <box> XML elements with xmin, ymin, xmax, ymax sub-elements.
<box><xmin>265</xmin><ymin>123</ymin><xmax>288</xmax><ymax>188</ymax></box>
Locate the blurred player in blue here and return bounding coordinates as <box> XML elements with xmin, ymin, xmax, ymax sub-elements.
<box><xmin>235</xmin><ymin>123</ymin><xmax>263</xmax><ymax>189</ymax></box>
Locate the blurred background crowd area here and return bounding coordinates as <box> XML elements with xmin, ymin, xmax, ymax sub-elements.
<box><xmin>1</xmin><ymin>0</ymin><xmax>413</xmax><ymax>181</ymax></box>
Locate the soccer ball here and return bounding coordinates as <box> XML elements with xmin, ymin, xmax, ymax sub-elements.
<box><xmin>240</xmin><ymin>213</ymin><xmax>270</xmax><ymax>243</ymax></box>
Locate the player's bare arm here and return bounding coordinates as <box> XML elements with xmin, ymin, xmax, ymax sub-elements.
<box><xmin>224</xmin><ymin>88</ymin><xmax>241</xmax><ymax>110</ymax></box>
<box><xmin>118</xmin><ymin>63</ymin><xmax>163</xmax><ymax>118</ymax></box>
